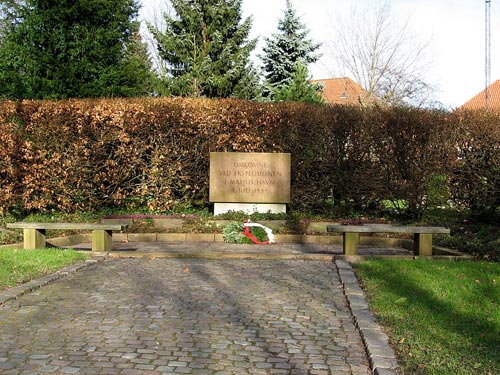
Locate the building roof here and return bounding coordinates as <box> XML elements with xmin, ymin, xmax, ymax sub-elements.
<box><xmin>311</xmin><ymin>77</ymin><xmax>372</xmax><ymax>106</ymax></box>
<box><xmin>459</xmin><ymin>80</ymin><xmax>500</xmax><ymax>111</ymax></box>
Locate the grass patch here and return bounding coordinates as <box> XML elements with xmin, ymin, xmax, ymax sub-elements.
<box><xmin>354</xmin><ymin>259</ymin><xmax>499</xmax><ymax>375</ymax></box>
<box><xmin>0</xmin><ymin>248</ymin><xmax>88</xmax><ymax>290</ymax></box>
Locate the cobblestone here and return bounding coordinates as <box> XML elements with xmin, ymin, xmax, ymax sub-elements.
<box><xmin>0</xmin><ymin>258</ymin><xmax>375</xmax><ymax>374</ymax></box>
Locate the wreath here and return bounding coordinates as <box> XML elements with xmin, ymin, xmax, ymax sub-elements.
<box><xmin>222</xmin><ymin>220</ymin><xmax>276</xmax><ymax>244</ymax></box>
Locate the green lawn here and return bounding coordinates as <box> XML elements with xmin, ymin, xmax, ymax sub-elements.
<box><xmin>0</xmin><ymin>248</ymin><xmax>88</xmax><ymax>290</ymax></box>
<box><xmin>354</xmin><ymin>259</ymin><xmax>499</xmax><ymax>375</ymax></box>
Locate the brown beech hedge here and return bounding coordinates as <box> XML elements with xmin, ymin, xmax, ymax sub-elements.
<box><xmin>0</xmin><ymin>98</ymin><xmax>498</xmax><ymax>218</ymax></box>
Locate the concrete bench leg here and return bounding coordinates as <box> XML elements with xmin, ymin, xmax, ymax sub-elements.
<box><xmin>414</xmin><ymin>233</ymin><xmax>433</xmax><ymax>256</ymax></box>
<box><xmin>92</xmin><ymin>230</ymin><xmax>112</xmax><ymax>252</ymax></box>
<box><xmin>24</xmin><ymin>228</ymin><xmax>46</xmax><ymax>249</ymax></box>
<box><xmin>343</xmin><ymin>232</ymin><xmax>359</xmax><ymax>256</ymax></box>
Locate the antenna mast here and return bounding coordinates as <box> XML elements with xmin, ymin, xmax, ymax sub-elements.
<box><xmin>486</xmin><ymin>0</ymin><xmax>491</xmax><ymax>109</ymax></box>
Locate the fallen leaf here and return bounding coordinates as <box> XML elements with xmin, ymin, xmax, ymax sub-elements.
<box><xmin>183</xmin><ymin>267</ymin><xmax>190</xmax><ymax>273</ymax></box>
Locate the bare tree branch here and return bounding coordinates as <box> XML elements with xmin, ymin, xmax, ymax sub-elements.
<box><xmin>326</xmin><ymin>0</ymin><xmax>436</xmax><ymax>107</ymax></box>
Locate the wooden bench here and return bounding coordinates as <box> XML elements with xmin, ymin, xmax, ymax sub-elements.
<box><xmin>327</xmin><ymin>224</ymin><xmax>450</xmax><ymax>256</ymax></box>
<box><xmin>6</xmin><ymin>222</ymin><xmax>128</xmax><ymax>252</ymax></box>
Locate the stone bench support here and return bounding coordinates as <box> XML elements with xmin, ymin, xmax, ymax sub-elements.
<box><xmin>343</xmin><ymin>232</ymin><xmax>360</xmax><ymax>256</ymax></box>
<box><xmin>327</xmin><ymin>224</ymin><xmax>450</xmax><ymax>256</ymax></box>
<box><xmin>7</xmin><ymin>223</ymin><xmax>128</xmax><ymax>252</ymax></box>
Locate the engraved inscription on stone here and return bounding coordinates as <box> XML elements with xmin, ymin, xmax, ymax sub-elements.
<box><xmin>209</xmin><ymin>152</ymin><xmax>291</xmax><ymax>203</ymax></box>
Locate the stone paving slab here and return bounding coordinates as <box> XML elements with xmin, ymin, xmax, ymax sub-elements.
<box><xmin>0</xmin><ymin>258</ymin><xmax>373</xmax><ymax>375</ymax></box>
<box><xmin>70</xmin><ymin>241</ymin><xmax>413</xmax><ymax>257</ymax></box>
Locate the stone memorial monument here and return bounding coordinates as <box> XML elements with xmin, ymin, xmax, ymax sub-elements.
<box><xmin>209</xmin><ymin>152</ymin><xmax>291</xmax><ymax>215</ymax></box>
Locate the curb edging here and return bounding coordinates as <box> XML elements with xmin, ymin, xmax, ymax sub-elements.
<box><xmin>335</xmin><ymin>259</ymin><xmax>400</xmax><ymax>375</ymax></box>
<box><xmin>0</xmin><ymin>255</ymin><xmax>106</xmax><ymax>307</ymax></box>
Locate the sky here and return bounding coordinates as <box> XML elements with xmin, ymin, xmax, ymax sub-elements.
<box><xmin>139</xmin><ymin>0</ymin><xmax>499</xmax><ymax>108</ymax></box>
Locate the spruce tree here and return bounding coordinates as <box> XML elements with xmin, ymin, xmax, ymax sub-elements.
<box><xmin>0</xmin><ymin>0</ymin><xmax>153</xmax><ymax>99</ymax></box>
<box><xmin>261</xmin><ymin>0</ymin><xmax>321</xmax><ymax>95</ymax></box>
<box><xmin>149</xmin><ymin>0</ymin><xmax>259</xmax><ymax>98</ymax></box>
<box><xmin>273</xmin><ymin>62</ymin><xmax>324</xmax><ymax>104</ymax></box>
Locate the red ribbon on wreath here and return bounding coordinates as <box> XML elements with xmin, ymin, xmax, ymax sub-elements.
<box><xmin>242</xmin><ymin>219</ymin><xmax>276</xmax><ymax>244</ymax></box>
<box><xmin>243</xmin><ymin>224</ymin><xmax>270</xmax><ymax>244</ymax></box>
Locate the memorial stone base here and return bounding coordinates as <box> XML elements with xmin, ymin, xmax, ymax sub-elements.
<box><xmin>214</xmin><ymin>203</ymin><xmax>286</xmax><ymax>216</ymax></box>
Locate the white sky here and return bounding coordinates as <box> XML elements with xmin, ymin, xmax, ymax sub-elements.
<box><xmin>139</xmin><ymin>0</ymin><xmax>499</xmax><ymax>109</ymax></box>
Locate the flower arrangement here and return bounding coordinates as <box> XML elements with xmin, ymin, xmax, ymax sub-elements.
<box><xmin>222</xmin><ymin>220</ymin><xmax>275</xmax><ymax>244</ymax></box>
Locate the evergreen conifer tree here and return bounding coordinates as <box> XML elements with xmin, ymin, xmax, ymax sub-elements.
<box><xmin>273</xmin><ymin>62</ymin><xmax>324</xmax><ymax>104</ymax></box>
<box><xmin>148</xmin><ymin>0</ymin><xmax>259</xmax><ymax>98</ymax></box>
<box><xmin>261</xmin><ymin>0</ymin><xmax>321</xmax><ymax>96</ymax></box>
<box><xmin>0</xmin><ymin>0</ymin><xmax>153</xmax><ymax>99</ymax></box>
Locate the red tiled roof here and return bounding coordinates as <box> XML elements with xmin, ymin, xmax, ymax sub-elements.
<box><xmin>311</xmin><ymin>77</ymin><xmax>372</xmax><ymax>106</ymax></box>
<box><xmin>459</xmin><ymin>80</ymin><xmax>500</xmax><ymax>111</ymax></box>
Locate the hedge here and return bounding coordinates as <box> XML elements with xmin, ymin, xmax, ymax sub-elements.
<box><xmin>0</xmin><ymin>98</ymin><xmax>498</xmax><ymax>218</ymax></box>
<box><xmin>448</xmin><ymin>111</ymin><xmax>500</xmax><ymax>218</ymax></box>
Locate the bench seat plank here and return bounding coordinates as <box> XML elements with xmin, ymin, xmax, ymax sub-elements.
<box><xmin>7</xmin><ymin>222</ymin><xmax>127</xmax><ymax>231</ymax></box>
<box><xmin>327</xmin><ymin>224</ymin><xmax>450</xmax><ymax>234</ymax></box>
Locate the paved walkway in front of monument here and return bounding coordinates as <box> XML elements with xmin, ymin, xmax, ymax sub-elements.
<box><xmin>0</xmin><ymin>242</ymin><xmax>403</xmax><ymax>375</ymax></box>
<box><xmin>91</xmin><ymin>241</ymin><xmax>413</xmax><ymax>259</ymax></box>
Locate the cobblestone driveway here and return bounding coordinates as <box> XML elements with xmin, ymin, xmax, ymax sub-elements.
<box><xmin>0</xmin><ymin>259</ymin><xmax>371</xmax><ymax>375</ymax></box>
